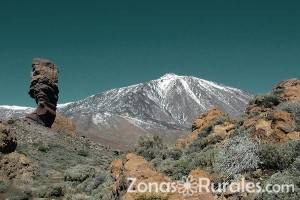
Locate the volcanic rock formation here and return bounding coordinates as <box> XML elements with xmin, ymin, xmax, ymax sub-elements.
<box><xmin>273</xmin><ymin>78</ymin><xmax>300</xmax><ymax>101</ymax></box>
<box><xmin>0</xmin><ymin>122</ymin><xmax>17</xmax><ymax>154</ymax></box>
<box><xmin>175</xmin><ymin>107</ymin><xmax>226</xmax><ymax>149</ymax></box>
<box><xmin>26</xmin><ymin>58</ymin><xmax>59</xmax><ymax>127</ymax></box>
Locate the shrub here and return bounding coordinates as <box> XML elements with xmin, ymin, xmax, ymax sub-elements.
<box><xmin>7</xmin><ymin>118</ymin><xmax>15</xmax><ymax>125</ymax></box>
<box><xmin>165</xmin><ymin>148</ymin><xmax>182</xmax><ymax>160</ymax></box>
<box><xmin>277</xmin><ymin>102</ymin><xmax>300</xmax><ymax>131</ymax></box>
<box><xmin>256</xmin><ymin>170</ymin><xmax>300</xmax><ymax>200</ymax></box>
<box><xmin>258</xmin><ymin>141</ymin><xmax>300</xmax><ymax>170</ymax></box>
<box><xmin>189</xmin><ymin>146</ymin><xmax>219</xmax><ymax>169</ymax></box>
<box><xmin>157</xmin><ymin>157</ymin><xmax>191</xmax><ymax>180</ymax></box>
<box><xmin>254</xmin><ymin>94</ymin><xmax>281</xmax><ymax>108</ymax></box>
<box><xmin>292</xmin><ymin>157</ymin><xmax>300</xmax><ymax>171</ymax></box>
<box><xmin>37</xmin><ymin>143</ymin><xmax>50</xmax><ymax>153</ymax></box>
<box><xmin>45</xmin><ymin>184</ymin><xmax>64</xmax><ymax>197</ymax></box>
<box><xmin>0</xmin><ymin>180</ymin><xmax>8</xmax><ymax>193</ymax></box>
<box><xmin>78</xmin><ymin>149</ymin><xmax>89</xmax><ymax>157</ymax></box>
<box><xmin>151</xmin><ymin>156</ymin><xmax>164</xmax><ymax>168</ymax></box>
<box><xmin>170</xmin><ymin>157</ymin><xmax>191</xmax><ymax>180</ymax></box>
<box><xmin>157</xmin><ymin>158</ymin><xmax>176</xmax><ymax>177</ymax></box>
<box><xmin>214</xmin><ymin>134</ymin><xmax>259</xmax><ymax>176</ymax></box>
<box><xmin>64</xmin><ymin>165</ymin><xmax>96</xmax><ymax>182</ymax></box>
<box><xmin>89</xmin><ymin>175</ymin><xmax>115</xmax><ymax>200</ymax></box>
<box><xmin>186</xmin><ymin>134</ymin><xmax>222</xmax><ymax>154</ymax></box>
<box><xmin>85</xmin><ymin>171</ymin><xmax>109</xmax><ymax>193</ymax></box>
<box><xmin>135</xmin><ymin>135</ymin><xmax>165</xmax><ymax>161</ymax></box>
<box><xmin>8</xmin><ymin>189</ymin><xmax>32</xmax><ymax>200</ymax></box>
<box><xmin>273</xmin><ymin>87</ymin><xmax>285</xmax><ymax>96</ymax></box>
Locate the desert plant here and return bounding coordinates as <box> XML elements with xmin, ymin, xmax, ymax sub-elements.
<box><xmin>253</xmin><ymin>94</ymin><xmax>281</xmax><ymax>108</ymax></box>
<box><xmin>292</xmin><ymin>157</ymin><xmax>300</xmax><ymax>171</ymax></box>
<box><xmin>0</xmin><ymin>180</ymin><xmax>8</xmax><ymax>193</ymax></box>
<box><xmin>7</xmin><ymin>118</ymin><xmax>15</xmax><ymax>125</ymax></box>
<box><xmin>8</xmin><ymin>189</ymin><xmax>32</xmax><ymax>200</ymax></box>
<box><xmin>64</xmin><ymin>165</ymin><xmax>96</xmax><ymax>182</ymax></box>
<box><xmin>214</xmin><ymin>134</ymin><xmax>259</xmax><ymax>176</ymax></box>
<box><xmin>189</xmin><ymin>146</ymin><xmax>219</xmax><ymax>169</ymax></box>
<box><xmin>157</xmin><ymin>156</ymin><xmax>191</xmax><ymax>180</ymax></box>
<box><xmin>37</xmin><ymin>143</ymin><xmax>50</xmax><ymax>153</ymax></box>
<box><xmin>45</xmin><ymin>184</ymin><xmax>64</xmax><ymax>197</ymax></box>
<box><xmin>258</xmin><ymin>141</ymin><xmax>300</xmax><ymax>170</ymax></box>
<box><xmin>90</xmin><ymin>175</ymin><xmax>115</xmax><ymax>200</ymax></box>
<box><xmin>78</xmin><ymin>148</ymin><xmax>89</xmax><ymax>157</ymax></box>
<box><xmin>165</xmin><ymin>148</ymin><xmax>182</xmax><ymax>160</ymax></box>
<box><xmin>277</xmin><ymin>101</ymin><xmax>300</xmax><ymax>131</ymax></box>
<box><xmin>135</xmin><ymin>135</ymin><xmax>165</xmax><ymax>161</ymax></box>
<box><xmin>255</xmin><ymin>169</ymin><xmax>300</xmax><ymax>200</ymax></box>
<box><xmin>85</xmin><ymin>171</ymin><xmax>109</xmax><ymax>193</ymax></box>
<box><xmin>186</xmin><ymin>134</ymin><xmax>222</xmax><ymax>154</ymax></box>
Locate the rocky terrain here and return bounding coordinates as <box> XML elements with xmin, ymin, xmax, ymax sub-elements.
<box><xmin>0</xmin><ymin>76</ymin><xmax>299</xmax><ymax>200</ymax></box>
<box><xmin>0</xmin><ymin>73</ymin><xmax>252</xmax><ymax>150</ymax></box>
<box><xmin>0</xmin><ymin>118</ymin><xmax>116</xmax><ymax>200</ymax></box>
<box><xmin>0</xmin><ymin>59</ymin><xmax>119</xmax><ymax>200</ymax></box>
<box><xmin>1</xmin><ymin>58</ymin><xmax>298</xmax><ymax>199</ymax></box>
<box><xmin>114</xmin><ymin>78</ymin><xmax>300</xmax><ymax>200</ymax></box>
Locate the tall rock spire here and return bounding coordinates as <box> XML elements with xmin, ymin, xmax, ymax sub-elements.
<box><xmin>26</xmin><ymin>58</ymin><xmax>59</xmax><ymax>127</ymax></box>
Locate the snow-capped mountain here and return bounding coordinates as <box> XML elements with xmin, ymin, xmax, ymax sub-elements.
<box><xmin>0</xmin><ymin>105</ymin><xmax>34</xmax><ymax>120</ymax></box>
<box><xmin>0</xmin><ymin>74</ymin><xmax>253</xmax><ymax>150</ymax></box>
<box><xmin>0</xmin><ymin>103</ymin><xmax>71</xmax><ymax>121</ymax></box>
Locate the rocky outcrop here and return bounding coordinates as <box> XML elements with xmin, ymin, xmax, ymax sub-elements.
<box><xmin>212</xmin><ymin>121</ymin><xmax>236</xmax><ymax>139</ymax></box>
<box><xmin>176</xmin><ymin>107</ymin><xmax>225</xmax><ymax>148</ymax></box>
<box><xmin>26</xmin><ymin>58</ymin><xmax>59</xmax><ymax>127</ymax></box>
<box><xmin>243</xmin><ymin>110</ymin><xmax>299</xmax><ymax>143</ymax></box>
<box><xmin>0</xmin><ymin>122</ymin><xmax>17</xmax><ymax>154</ymax></box>
<box><xmin>52</xmin><ymin>114</ymin><xmax>76</xmax><ymax>136</ymax></box>
<box><xmin>0</xmin><ymin>152</ymin><xmax>33</xmax><ymax>185</ymax></box>
<box><xmin>243</xmin><ymin>78</ymin><xmax>300</xmax><ymax>143</ymax></box>
<box><xmin>109</xmin><ymin>79</ymin><xmax>300</xmax><ymax>200</ymax></box>
<box><xmin>111</xmin><ymin>153</ymin><xmax>214</xmax><ymax>200</ymax></box>
<box><xmin>273</xmin><ymin>78</ymin><xmax>300</xmax><ymax>101</ymax></box>
<box><xmin>191</xmin><ymin>107</ymin><xmax>225</xmax><ymax>131</ymax></box>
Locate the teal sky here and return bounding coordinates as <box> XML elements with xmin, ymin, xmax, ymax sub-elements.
<box><xmin>0</xmin><ymin>0</ymin><xmax>299</xmax><ymax>106</ymax></box>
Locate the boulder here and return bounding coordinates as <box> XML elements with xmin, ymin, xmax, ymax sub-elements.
<box><xmin>0</xmin><ymin>152</ymin><xmax>33</xmax><ymax>186</ymax></box>
<box><xmin>111</xmin><ymin>153</ymin><xmax>214</xmax><ymax>200</ymax></box>
<box><xmin>0</xmin><ymin>122</ymin><xmax>17</xmax><ymax>154</ymax></box>
<box><xmin>176</xmin><ymin>107</ymin><xmax>225</xmax><ymax>149</ymax></box>
<box><xmin>273</xmin><ymin>78</ymin><xmax>300</xmax><ymax>101</ymax></box>
<box><xmin>243</xmin><ymin>110</ymin><xmax>297</xmax><ymax>143</ymax></box>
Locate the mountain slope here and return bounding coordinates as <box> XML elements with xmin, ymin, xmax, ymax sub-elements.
<box><xmin>0</xmin><ymin>119</ymin><xmax>116</xmax><ymax>199</ymax></box>
<box><xmin>0</xmin><ymin>74</ymin><xmax>252</xmax><ymax>150</ymax></box>
<box><xmin>59</xmin><ymin>73</ymin><xmax>252</xmax><ymax>149</ymax></box>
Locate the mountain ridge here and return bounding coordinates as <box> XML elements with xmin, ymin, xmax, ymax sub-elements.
<box><xmin>0</xmin><ymin>73</ymin><xmax>252</xmax><ymax>149</ymax></box>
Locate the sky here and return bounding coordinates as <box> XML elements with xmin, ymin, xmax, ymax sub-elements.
<box><xmin>0</xmin><ymin>0</ymin><xmax>299</xmax><ymax>106</ymax></box>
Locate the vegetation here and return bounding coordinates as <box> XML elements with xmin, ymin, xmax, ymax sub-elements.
<box><xmin>136</xmin><ymin>135</ymin><xmax>166</xmax><ymax>161</ymax></box>
<box><xmin>256</xmin><ymin>164</ymin><xmax>300</xmax><ymax>200</ymax></box>
<box><xmin>258</xmin><ymin>141</ymin><xmax>300</xmax><ymax>170</ymax></box>
<box><xmin>0</xmin><ymin>120</ymin><xmax>116</xmax><ymax>200</ymax></box>
<box><xmin>0</xmin><ymin>180</ymin><xmax>8</xmax><ymax>193</ymax></box>
<box><xmin>253</xmin><ymin>94</ymin><xmax>281</xmax><ymax>108</ymax></box>
<box><xmin>214</xmin><ymin>133</ymin><xmax>259</xmax><ymax>176</ymax></box>
<box><xmin>277</xmin><ymin>101</ymin><xmax>300</xmax><ymax>131</ymax></box>
<box><xmin>189</xmin><ymin>146</ymin><xmax>219</xmax><ymax>170</ymax></box>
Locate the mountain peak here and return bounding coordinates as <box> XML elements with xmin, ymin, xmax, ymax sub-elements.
<box><xmin>160</xmin><ymin>73</ymin><xmax>180</xmax><ymax>79</ymax></box>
